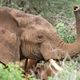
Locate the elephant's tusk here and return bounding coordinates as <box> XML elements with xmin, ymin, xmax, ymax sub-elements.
<box><xmin>49</xmin><ymin>59</ymin><xmax>63</xmax><ymax>71</ymax></box>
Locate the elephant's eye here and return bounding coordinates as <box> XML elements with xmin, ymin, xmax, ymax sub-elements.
<box><xmin>37</xmin><ymin>34</ymin><xmax>44</xmax><ymax>43</ymax></box>
<box><xmin>37</xmin><ymin>35</ymin><xmax>43</xmax><ymax>39</ymax></box>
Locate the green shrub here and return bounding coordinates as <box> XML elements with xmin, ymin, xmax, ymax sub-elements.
<box><xmin>0</xmin><ymin>63</ymin><xmax>24</xmax><ymax>80</ymax></box>
<box><xmin>56</xmin><ymin>22</ymin><xmax>76</xmax><ymax>43</ymax></box>
<box><xmin>48</xmin><ymin>60</ymin><xmax>80</xmax><ymax>80</ymax></box>
<box><xmin>27</xmin><ymin>59</ymin><xmax>80</xmax><ymax>80</ymax></box>
<box><xmin>27</xmin><ymin>74</ymin><xmax>39</xmax><ymax>80</ymax></box>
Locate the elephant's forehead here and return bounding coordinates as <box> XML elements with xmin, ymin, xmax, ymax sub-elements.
<box><xmin>24</xmin><ymin>14</ymin><xmax>56</xmax><ymax>33</ymax></box>
<box><xmin>29</xmin><ymin>24</ymin><xmax>56</xmax><ymax>35</ymax></box>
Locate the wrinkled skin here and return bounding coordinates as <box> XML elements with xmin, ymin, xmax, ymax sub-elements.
<box><xmin>0</xmin><ymin>9</ymin><xmax>20</xmax><ymax>64</ymax></box>
<box><xmin>0</xmin><ymin>6</ymin><xmax>80</xmax><ymax>73</ymax></box>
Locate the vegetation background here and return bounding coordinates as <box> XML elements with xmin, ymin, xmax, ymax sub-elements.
<box><xmin>0</xmin><ymin>0</ymin><xmax>80</xmax><ymax>80</ymax></box>
<box><xmin>0</xmin><ymin>0</ymin><xmax>79</xmax><ymax>43</ymax></box>
<box><xmin>0</xmin><ymin>0</ymin><xmax>80</xmax><ymax>25</ymax></box>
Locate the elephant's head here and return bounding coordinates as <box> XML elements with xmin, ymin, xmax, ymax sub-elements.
<box><xmin>19</xmin><ymin>11</ymin><xmax>80</xmax><ymax>63</ymax></box>
<box><xmin>19</xmin><ymin>15</ymin><xmax>67</xmax><ymax>61</ymax></box>
<box><xmin>0</xmin><ymin>7</ymin><xmax>63</xmax><ymax>72</ymax></box>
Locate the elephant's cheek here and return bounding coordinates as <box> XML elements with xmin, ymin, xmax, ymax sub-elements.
<box><xmin>21</xmin><ymin>42</ymin><xmax>35</xmax><ymax>59</ymax></box>
<box><xmin>40</xmin><ymin>41</ymin><xmax>54</xmax><ymax>60</ymax></box>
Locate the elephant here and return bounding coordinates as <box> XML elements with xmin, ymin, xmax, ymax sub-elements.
<box><xmin>0</xmin><ymin>9</ymin><xmax>20</xmax><ymax>64</ymax></box>
<box><xmin>0</xmin><ymin>6</ymin><xmax>80</xmax><ymax>72</ymax></box>
<box><xmin>5</xmin><ymin>6</ymin><xmax>80</xmax><ymax>60</ymax></box>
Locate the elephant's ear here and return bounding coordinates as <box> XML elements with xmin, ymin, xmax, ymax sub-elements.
<box><xmin>20</xmin><ymin>28</ymin><xmax>44</xmax><ymax>43</ymax></box>
<box><xmin>0</xmin><ymin>9</ymin><xmax>20</xmax><ymax>64</ymax></box>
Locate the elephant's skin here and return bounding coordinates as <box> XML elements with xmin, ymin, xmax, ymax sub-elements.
<box><xmin>0</xmin><ymin>9</ymin><xmax>20</xmax><ymax>64</ymax></box>
<box><xmin>1</xmin><ymin>7</ymin><xmax>80</xmax><ymax>61</ymax></box>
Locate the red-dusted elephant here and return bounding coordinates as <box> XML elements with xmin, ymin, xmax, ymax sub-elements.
<box><xmin>0</xmin><ymin>6</ymin><xmax>80</xmax><ymax>74</ymax></box>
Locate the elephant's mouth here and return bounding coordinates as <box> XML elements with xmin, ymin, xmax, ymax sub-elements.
<box><xmin>31</xmin><ymin>51</ymin><xmax>44</xmax><ymax>60</ymax></box>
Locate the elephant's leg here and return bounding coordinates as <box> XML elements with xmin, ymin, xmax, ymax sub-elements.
<box><xmin>23</xmin><ymin>59</ymin><xmax>28</xmax><ymax>72</ymax></box>
<box><xmin>25</xmin><ymin>59</ymin><xmax>37</xmax><ymax>73</ymax></box>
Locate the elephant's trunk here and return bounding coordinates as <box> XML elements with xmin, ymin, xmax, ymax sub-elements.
<box><xmin>64</xmin><ymin>38</ymin><xmax>80</xmax><ymax>56</ymax></box>
<box><xmin>62</xmin><ymin>5</ymin><xmax>80</xmax><ymax>57</ymax></box>
<box><xmin>41</xmin><ymin>27</ymin><xmax>80</xmax><ymax>60</ymax></box>
<box><xmin>74</xmin><ymin>5</ymin><xmax>80</xmax><ymax>37</ymax></box>
<box><xmin>44</xmin><ymin>6</ymin><xmax>80</xmax><ymax>60</ymax></box>
<box><xmin>53</xmin><ymin>33</ymin><xmax>80</xmax><ymax>59</ymax></box>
